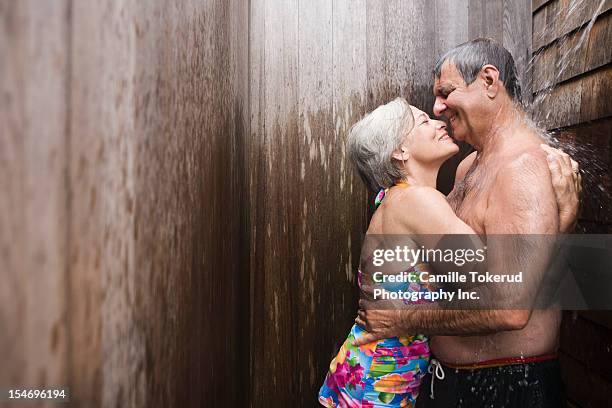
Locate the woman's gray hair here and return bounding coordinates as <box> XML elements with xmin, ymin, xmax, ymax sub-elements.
<box><xmin>347</xmin><ymin>97</ymin><xmax>415</xmax><ymax>192</ymax></box>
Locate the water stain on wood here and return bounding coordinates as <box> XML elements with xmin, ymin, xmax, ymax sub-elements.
<box><xmin>5</xmin><ymin>1</ymin><xmax>607</xmax><ymax>407</ymax></box>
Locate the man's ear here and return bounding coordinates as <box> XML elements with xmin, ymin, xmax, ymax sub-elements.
<box><xmin>481</xmin><ymin>64</ymin><xmax>500</xmax><ymax>98</ymax></box>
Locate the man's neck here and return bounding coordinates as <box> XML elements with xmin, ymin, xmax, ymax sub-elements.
<box><xmin>475</xmin><ymin>103</ymin><xmax>527</xmax><ymax>159</ymax></box>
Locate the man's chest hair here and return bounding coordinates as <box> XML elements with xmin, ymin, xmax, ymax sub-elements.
<box><xmin>448</xmin><ymin>164</ymin><xmax>491</xmax><ymax>227</ymax></box>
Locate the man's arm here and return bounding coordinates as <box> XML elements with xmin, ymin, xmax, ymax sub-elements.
<box><xmin>354</xmin><ymin>151</ymin><xmax>558</xmax><ymax>345</ymax></box>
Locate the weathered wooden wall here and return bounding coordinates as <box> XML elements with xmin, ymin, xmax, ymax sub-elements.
<box><xmin>248</xmin><ymin>0</ymin><xmax>531</xmax><ymax>405</ymax></box>
<box><xmin>0</xmin><ymin>0</ymin><xmax>71</xmax><ymax>398</ymax></box>
<box><xmin>1</xmin><ymin>0</ymin><xmax>248</xmax><ymax>406</ymax></box>
<box><xmin>69</xmin><ymin>1</ymin><xmax>250</xmax><ymax>405</ymax></box>
<box><xmin>1</xmin><ymin>1</ymin><xmax>534</xmax><ymax>407</ymax></box>
<box><xmin>532</xmin><ymin>0</ymin><xmax>612</xmax><ymax>406</ymax></box>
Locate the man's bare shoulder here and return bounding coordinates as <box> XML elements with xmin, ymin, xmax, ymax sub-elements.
<box><xmin>498</xmin><ymin>145</ymin><xmax>550</xmax><ymax>182</ymax></box>
<box><xmin>485</xmin><ymin>144</ymin><xmax>558</xmax><ymax>233</ymax></box>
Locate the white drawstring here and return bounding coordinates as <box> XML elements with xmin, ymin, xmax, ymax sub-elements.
<box><xmin>427</xmin><ymin>358</ymin><xmax>445</xmax><ymax>400</ymax></box>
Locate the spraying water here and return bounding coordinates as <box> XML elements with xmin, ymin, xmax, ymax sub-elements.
<box><xmin>463</xmin><ymin>2</ymin><xmax>608</xmax><ymax>401</ymax></box>
<box><xmin>527</xmin><ymin>0</ymin><xmax>609</xmax><ymax>232</ymax></box>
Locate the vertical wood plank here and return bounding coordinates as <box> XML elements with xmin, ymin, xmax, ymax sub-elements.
<box><xmin>250</xmin><ymin>0</ymin><xmax>300</xmax><ymax>405</ymax></box>
<box><xmin>0</xmin><ymin>0</ymin><xmax>70</xmax><ymax>397</ymax></box>
<box><xmin>366</xmin><ymin>0</ymin><xmax>436</xmax><ymax>110</ymax></box>
<box><xmin>297</xmin><ymin>0</ymin><xmax>335</xmax><ymax>401</ymax></box>
<box><xmin>247</xmin><ymin>0</ymin><xmax>267</xmax><ymax>402</ymax></box>
<box><xmin>434</xmin><ymin>0</ymin><xmax>469</xmax><ymax>58</ymax></box>
<box><xmin>365</xmin><ymin>0</ymin><xmax>389</xmax><ymax>109</ymax></box>
<box><xmin>331</xmin><ymin>0</ymin><xmax>369</xmax><ymax>358</ymax></box>
<box><xmin>469</xmin><ymin>0</ymin><xmax>504</xmax><ymax>42</ymax></box>
<box><xmin>70</xmin><ymin>1</ymin><xmax>134</xmax><ymax>404</ymax></box>
<box><xmin>70</xmin><ymin>0</ymin><xmax>245</xmax><ymax>406</ymax></box>
<box><xmin>128</xmin><ymin>1</ymin><xmax>244</xmax><ymax>406</ymax></box>
<box><xmin>504</xmin><ymin>0</ymin><xmax>532</xmax><ymax>101</ymax></box>
<box><xmin>229</xmin><ymin>0</ymin><xmax>251</xmax><ymax>404</ymax></box>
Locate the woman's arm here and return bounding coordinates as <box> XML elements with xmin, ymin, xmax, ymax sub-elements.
<box><xmin>391</xmin><ymin>186</ymin><xmax>473</xmax><ymax>235</ymax></box>
<box><xmin>386</xmin><ymin>186</ymin><xmax>484</xmax><ymax>278</ymax></box>
<box><xmin>541</xmin><ymin>144</ymin><xmax>581</xmax><ymax>232</ymax></box>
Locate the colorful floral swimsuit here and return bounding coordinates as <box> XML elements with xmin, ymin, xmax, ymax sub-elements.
<box><xmin>318</xmin><ymin>185</ymin><xmax>432</xmax><ymax>408</ymax></box>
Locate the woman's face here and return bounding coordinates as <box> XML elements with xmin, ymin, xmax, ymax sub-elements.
<box><xmin>402</xmin><ymin>106</ymin><xmax>459</xmax><ymax>164</ymax></box>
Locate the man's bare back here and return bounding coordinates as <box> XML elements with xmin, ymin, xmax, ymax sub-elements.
<box><xmin>432</xmin><ymin>131</ymin><xmax>562</xmax><ymax>365</ymax></box>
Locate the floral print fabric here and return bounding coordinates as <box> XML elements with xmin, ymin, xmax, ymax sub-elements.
<box><xmin>318</xmin><ymin>324</ymin><xmax>430</xmax><ymax>407</ymax></box>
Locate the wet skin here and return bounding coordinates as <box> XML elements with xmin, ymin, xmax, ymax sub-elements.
<box><xmin>354</xmin><ymin>64</ymin><xmax>579</xmax><ymax>367</ymax></box>
<box><xmin>431</xmin><ymin>62</ymin><xmax>561</xmax><ymax>364</ymax></box>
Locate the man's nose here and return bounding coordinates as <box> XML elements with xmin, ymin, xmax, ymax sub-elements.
<box><xmin>433</xmin><ymin>97</ymin><xmax>446</xmax><ymax>116</ymax></box>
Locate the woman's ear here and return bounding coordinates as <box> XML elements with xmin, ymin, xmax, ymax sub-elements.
<box><xmin>392</xmin><ymin>147</ymin><xmax>409</xmax><ymax>162</ymax></box>
<box><xmin>481</xmin><ymin>64</ymin><xmax>500</xmax><ymax>98</ymax></box>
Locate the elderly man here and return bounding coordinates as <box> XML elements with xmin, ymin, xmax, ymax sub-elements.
<box><xmin>354</xmin><ymin>38</ymin><xmax>580</xmax><ymax>407</ymax></box>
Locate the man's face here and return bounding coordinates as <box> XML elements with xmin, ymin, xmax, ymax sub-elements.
<box><xmin>433</xmin><ymin>62</ymin><xmax>482</xmax><ymax>144</ymax></box>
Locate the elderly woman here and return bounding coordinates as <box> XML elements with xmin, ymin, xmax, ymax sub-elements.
<box><xmin>318</xmin><ymin>98</ymin><xmax>579</xmax><ymax>408</ymax></box>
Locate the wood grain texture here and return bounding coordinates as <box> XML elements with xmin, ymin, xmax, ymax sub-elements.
<box><xmin>297</xmin><ymin>0</ymin><xmax>336</xmax><ymax>401</ymax></box>
<box><xmin>533</xmin><ymin>65</ymin><xmax>612</xmax><ymax>129</ymax></box>
<box><xmin>533</xmin><ymin>0</ymin><xmax>612</xmax><ymax>51</ymax></box>
<box><xmin>504</xmin><ymin>0</ymin><xmax>533</xmax><ymax>99</ymax></box>
<box><xmin>533</xmin><ymin>78</ymin><xmax>583</xmax><ymax>129</ymax></box>
<box><xmin>330</xmin><ymin>0</ymin><xmax>369</xmax><ymax>363</ymax></box>
<box><xmin>468</xmin><ymin>0</ymin><xmax>532</xmax><ymax>101</ymax></box>
<box><xmin>68</xmin><ymin>0</ymin><xmax>131</xmax><ymax>403</ymax></box>
<box><xmin>560</xmin><ymin>351</ymin><xmax>612</xmax><ymax>407</ymax></box>
<box><xmin>556</xmin><ymin>120</ymin><xmax>611</xmax><ymax>224</ymax></box>
<box><xmin>532</xmin><ymin>10</ymin><xmax>611</xmax><ymax>92</ymax></box>
<box><xmin>247</xmin><ymin>1</ymin><xmax>533</xmax><ymax>404</ymax></box>
<box><xmin>249</xmin><ymin>0</ymin><xmax>370</xmax><ymax>404</ymax></box>
<box><xmin>469</xmin><ymin>0</ymin><xmax>504</xmax><ymax>42</ymax></box>
<box><xmin>366</xmin><ymin>0</ymin><xmax>436</xmax><ymax>111</ymax></box>
<box><xmin>580</xmin><ymin>65</ymin><xmax>612</xmax><ymax>121</ymax></box>
<box><xmin>69</xmin><ymin>0</ymin><xmax>245</xmax><ymax>406</ymax></box>
<box><xmin>434</xmin><ymin>0</ymin><xmax>469</xmax><ymax>58</ymax></box>
<box><xmin>1</xmin><ymin>1</ymin><xmax>538</xmax><ymax>407</ymax></box>
<box><xmin>533</xmin><ymin>0</ymin><xmax>555</xmax><ymax>13</ymax></box>
<box><xmin>249</xmin><ymin>0</ymin><xmax>299</xmax><ymax>405</ymax></box>
<box><xmin>532</xmin><ymin>3</ymin><xmax>612</xmax><ymax>407</ymax></box>
<box><xmin>0</xmin><ymin>1</ymin><xmax>70</xmax><ymax>401</ymax></box>
<box><xmin>560</xmin><ymin>312</ymin><xmax>612</xmax><ymax>382</ymax></box>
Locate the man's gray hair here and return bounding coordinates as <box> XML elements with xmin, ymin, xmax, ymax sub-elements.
<box><xmin>347</xmin><ymin>98</ymin><xmax>414</xmax><ymax>192</ymax></box>
<box><xmin>434</xmin><ymin>38</ymin><xmax>522</xmax><ymax>104</ymax></box>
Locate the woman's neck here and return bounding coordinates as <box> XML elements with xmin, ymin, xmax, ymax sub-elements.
<box><xmin>402</xmin><ymin>162</ymin><xmax>440</xmax><ymax>188</ymax></box>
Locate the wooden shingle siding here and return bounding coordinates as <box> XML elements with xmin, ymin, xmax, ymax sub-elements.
<box><xmin>532</xmin><ymin>1</ymin><xmax>612</xmax><ymax>407</ymax></box>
